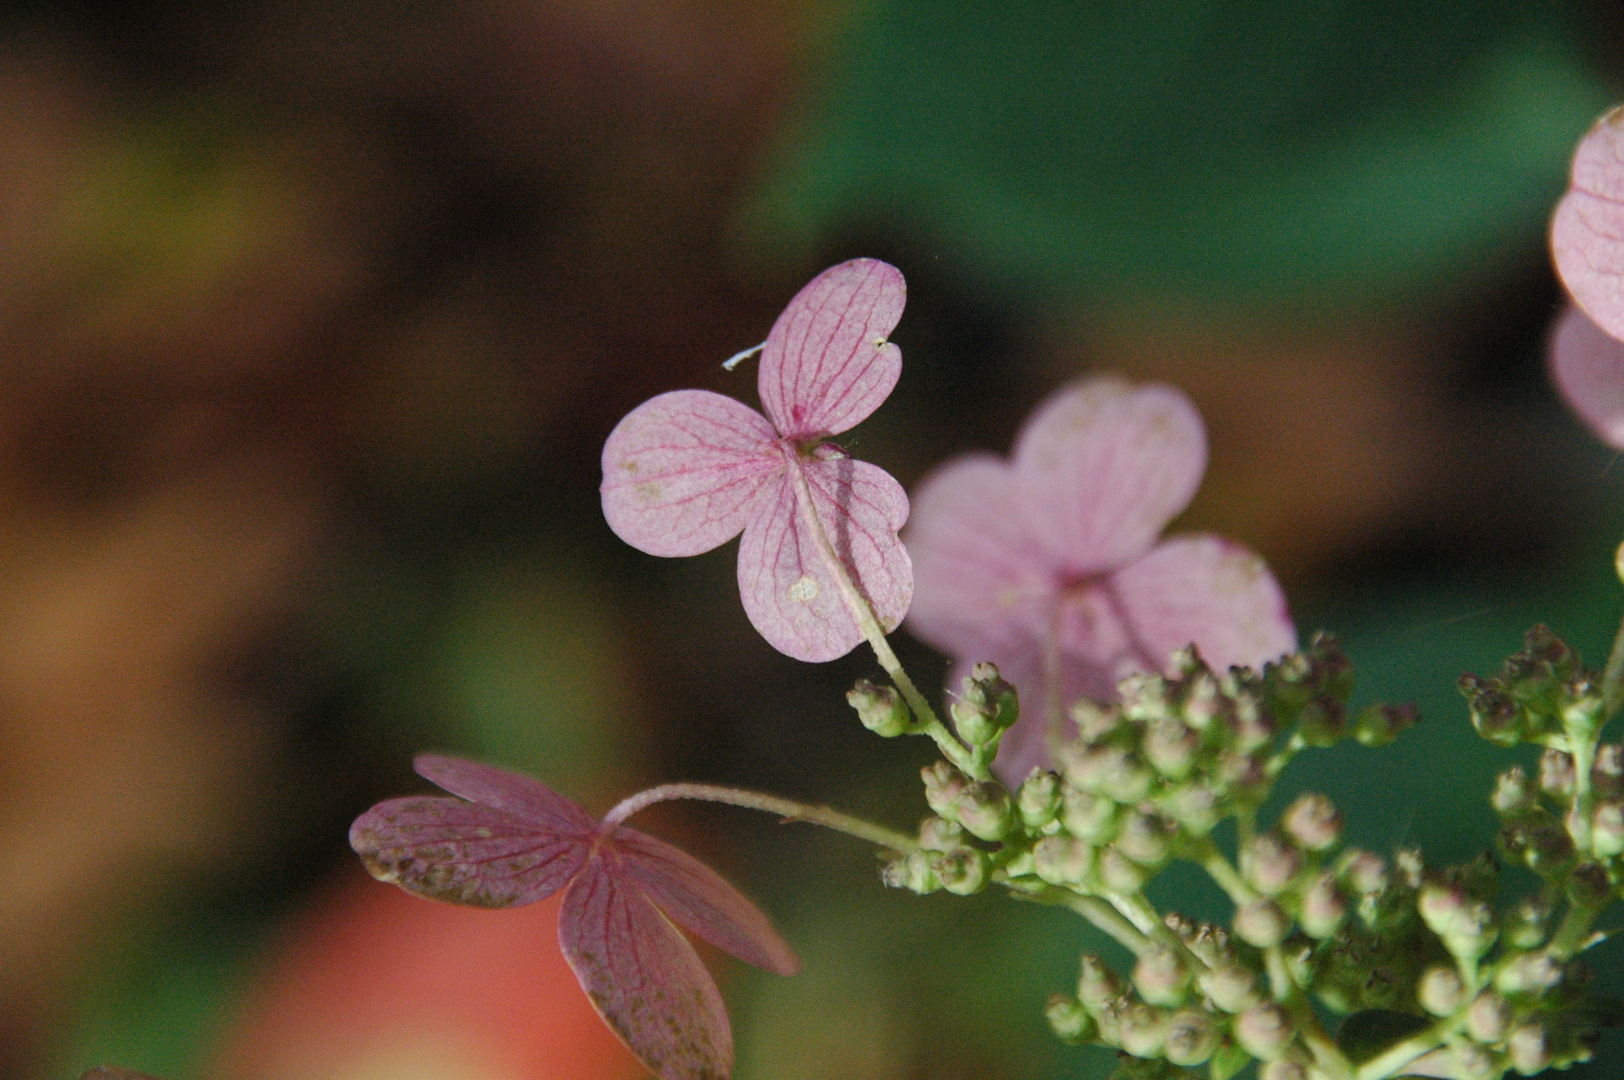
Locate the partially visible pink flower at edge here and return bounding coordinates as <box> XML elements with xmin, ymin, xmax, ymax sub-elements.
<box><xmin>1548</xmin><ymin>304</ymin><xmax>1624</xmax><ymax>450</ymax></box>
<box><xmin>904</xmin><ymin>377</ymin><xmax>1297</xmax><ymax>783</ymax></box>
<box><xmin>601</xmin><ymin>259</ymin><xmax>911</xmax><ymax>663</ymax></box>
<box><xmin>1550</xmin><ymin>105</ymin><xmax>1624</xmax><ymax>451</ymax></box>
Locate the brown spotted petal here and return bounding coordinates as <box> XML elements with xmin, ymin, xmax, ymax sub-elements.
<box><xmin>348</xmin><ymin>795</ymin><xmax>588</xmax><ymax>908</ymax></box>
<box><xmin>560</xmin><ymin>850</ymin><xmax>734</xmax><ymax>1080</ymax></box>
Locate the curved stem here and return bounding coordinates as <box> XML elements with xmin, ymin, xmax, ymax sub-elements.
<box><xmin>604</xmin><ymin>782</ymin><xmax>919</xmax><ymax>853</ymax></box>
<box><xmin>786</xmin><ymin>461</ymin><xmax>982</xmax><ymax>778</ymax></box>
<box><xmin>1194</xmin><ymin>839</ymin><xmax>1254</xmax><ymax>906</ymax></box>
<box><xmin>1354</xmin><ymin>1015</ymin><xmax>1459</xmax><ymax>1080</ymax></box>
<box><xmin>1011</xmin><ymin>881</ymin><xmax>1153</xmax><ymax>956</ymax></box>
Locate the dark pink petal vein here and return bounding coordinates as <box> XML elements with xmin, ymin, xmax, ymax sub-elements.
<box><xmin>759</xmin><ymin>259</ymin><xmax>905</xmax><ymax>439</ymax></box>
<box><xmin>561</xmin><ymin>853</ymin><xmax>734</xmax><ymax>1080</ymax></box>
<box><xmin>602</xmin><ymin>390</ymin><xmax>783</xmax><ymax>557</ymax></box>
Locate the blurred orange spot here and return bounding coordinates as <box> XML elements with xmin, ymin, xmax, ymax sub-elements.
<box><xmin>213</xmin><ymin>869</ymin><xmax>646</xmax><ymax>1080</ymax></box>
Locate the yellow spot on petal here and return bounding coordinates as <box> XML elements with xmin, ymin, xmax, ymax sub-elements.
<box><xmin>635</xmin><ymin>481</ymin><xmax>662</xmax><ymax>502</ymax></box>
<box><xmin>787</xmin><ymin>575</ymin><xmax>819</xmax><ymax>603</ymax></box>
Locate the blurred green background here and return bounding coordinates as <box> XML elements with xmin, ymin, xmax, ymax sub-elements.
<box><xmin>1</xmin><ymin>1</ymin><xmax>1622</xmax><ymax>1078</ymax></box>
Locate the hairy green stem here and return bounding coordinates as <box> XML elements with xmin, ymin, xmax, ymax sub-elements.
<box><xmin>787</xmin><ymin>461</ymin><xmax>984</xmax><ymax>778</ymax></box>
<box><xmin>603</xmin><ymin>782</ymin><xmax>920</xmax><ymax>853</ymax></box>
<box><xmin>1604</xmin><ymin>545</ymin><xmax>1624</xmax><ymax>717</ymax></box>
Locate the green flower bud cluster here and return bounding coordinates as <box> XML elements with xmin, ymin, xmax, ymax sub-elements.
<box><xmin>883</xmin><ymin>628</ymin><xmax>1623</xmax><ymax>1079</ymax></box>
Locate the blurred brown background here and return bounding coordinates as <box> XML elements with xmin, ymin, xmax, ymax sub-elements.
<box><xmin>1</xmin><ymin>2</ymin><xmax>1622</xmax><ymax>1078</ymax></box>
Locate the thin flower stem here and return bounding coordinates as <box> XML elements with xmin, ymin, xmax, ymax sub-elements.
<box><xmin>1011</xmin><ymin>881</ymin><xmax>1153</xmax><ymax>956</ymax></box>
<box><xmin>603</xmin><ymin>782</ymin><xmax>920</xmax><ymax>854</ymax></box>
<box><xmin>1265</xmin><ymin>944</ymin><xmax>1352</xmax><ymax>1079</ymax></box>
<box><xmin>785</xmin><ymin>461</ymin><xmax>983</xmax><ymax>778</ymax></box>
<box><xmin>1194</xmin><ymin>839</ymin><xmax>1254</xmax><ymax>906</ymax></box>
<box><xmin>1353</xmin><ymin>1015</ymin><xmax>1460</xmax><ymax>1080</ymax></box>
<box><xmin>1550</xmin><ymin>898</ymin><xmax>1605</xmax><ymax>959</ymax></box>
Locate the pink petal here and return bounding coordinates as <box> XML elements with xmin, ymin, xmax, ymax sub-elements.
<box><xmin>612</xmin><ymin>826</ymin><xmax>800</xmax><ymax>976</ymax></box>
<box><xmin>1109</xmin><ymin>535</ymin><xmax>1296</xmax><ymax>673</ymax></box>
<box><xmin>415</xmin><ymin>753</ymin><xmax>596</xmax><ymax>836</ymax></box>
<box><xmin>1548</xmin><ymin>304</ymin><xmax>1624</xmax><ymax>449</ymax></box>
<box><xmin>736</xmin><ymin>456</ymin><xmax>911</xmax><ymax>662</ymax></box>
<box><xmin>1553</xmin><ymin>106</ymin><xmax>1624</xmax><ymax>342</ymax></box>
<box><xmin>1013</xmin><ymin>379</ymin><xmax>1206</xmax><ymax>576</ymax></box>
<box><xmin>602</xmin><ymin>390</ymin><xmax>783</xmax><ymax>557</ymax></box>
<box><xmin>559</xmin><ymin>853</ymin><xmax>733</xmax><ymax>1080</ymax></box>
<box><xmin>758</xmin><ymin>259</ymin><xmax>905</xmax><ymax>439</ymax></box>
<box><xmin>904</xmin><ymin>454</ymin><xmax>1057</xmax><ymax>661</ymax></box>
<box><xmin>349</xmin><ymin>796</ymin><xmax>587</xmax><ymax>907</ymax></box>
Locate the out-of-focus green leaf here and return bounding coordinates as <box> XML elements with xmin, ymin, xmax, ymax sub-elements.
<box><xmin>743</xmin><ymin>0</ymin><xmax>1613</xmax><ymax>308</ymax></box>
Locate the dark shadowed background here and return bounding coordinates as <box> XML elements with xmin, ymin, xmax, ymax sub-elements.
<box><xmin>1</xmin><ymin>2</ymin><xmax>1622</xmax><ymax>1078</ymax></box>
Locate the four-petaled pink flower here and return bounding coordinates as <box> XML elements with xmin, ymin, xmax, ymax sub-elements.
<box><xmin>601</xmin><ymin>259</ymin><xmax>912</xmax><ymax>662</ymax></box>
<box><xmin>903</xmin><ymin>377</ymin><xmax>1297</xmax><ymax>782</ymax></box>
<box><xmin>351</xmin><ymin>754</ymin><xmax>799</xmax><ymax>1080</ymax></box>
<box><xmin>1550</xmin><ymin>107</ymin><xmax>1624</xmax><ymax>449</ymax></box>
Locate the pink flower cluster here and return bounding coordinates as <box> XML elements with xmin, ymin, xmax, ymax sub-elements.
<box><xmin>1551</xmin><ymin>106</ymin><xmax>1624</xmax><ymax>448</ymax></box>
<box><xmin>905</xmin><ymin>378</ymin><xmax>1297</xmax><ymax>781</ymax></box>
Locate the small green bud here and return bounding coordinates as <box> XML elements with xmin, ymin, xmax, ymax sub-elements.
<box><xmin>1241</xmin><ymin>834</ymin><xmax>1303</xmax><ymax>896</ymax></box>
<box><xmin>1060</xmin><ymin>783</ymin><xmax>1117</xmax><ymax>841</ymax></box>
<box><xmin>933</xmin><ymin>847</ymin><xmax>991</xmax><ymax>895</ymax></box>
<box><xmin>1133</xmin><ymin>944</ymin><xmax>1190</xmax><ymax>1006</ymax></box>
<box><xmin>1235</xmin><ymin>1002</ymin><xmax>1295</xmax><ymax>1060</ymax></box>
<box><xmin>848</xmin><ymin>679</ymin><xmax>911</xmax><ymax>736</ymax></box>
<box><xmin>1017</xmin><ymin>768</ymin><xmax>1061</xmax><ymax>830</ymax></box>
<box><xmin>1258</xmin><ymin>1063</ymin><xmax>1307</xmax><ymax>1080</ymax></box>
<box><xmin>1068</xmin><ymin>698</ymin><xmax>1122</xmax><ymax>742</ymax></box>
<box><xmin>1045</xmin><ymin>993</ymin><xmax>1094</xmax><ymax>1044</ymax></box>
<box><xmin>1353</xmin><ymin>701</ymin><xmax>1418</xmax><ymax>746</ymax></box>
<box><xmin>1120</xmin><ymin>672</ymin><xmax>1173</xmax><ymax>723</ymax></box>
<box><xmin>1215</xmin><ymin>751</ymin><xmax>1266</xmax><ymax>796</ymax></box>
<box><xmin>1078</xmin><ymin>954</ymin><xmax>1123</xmax><ymax>1010</ymax></box>
<box><xmin>1446</xmin><ymin>1043</ymin><xmax>1496</xmax><ymax>1080</ymax></box>
<box><xmin>1161</xmin><ymin>783</ymin><xmax>1219</xmax><ymax>835</ymax></box>
<box><xmin>1393</xmin><ymin>847</ymin><xmax>1426</xmax><ymax>888</ymax></box>
<box><xmin>1592</xmin><ymin>744</ymin><xmax>1624</xmax><ymax>799</ymax></box>
<box><xmin>1592</xmin><ymin>801</ymin><xmax>1624</xmax><ymax>858</ymax></box>
<box><xmin>1117</xmin><ymin>1002</ymin><xmax>1170</xmax><ymax>1058</ymax></box>
<box><xmin>1465</xmin><ymin>991</ymin><xmax>1511</xmax><ymax>1043</ymax></box>
<box><xmin>882</xmin><ymin>850</ymin><xmax>939</xmax><ymax>894</ymax></box>
<box><xmin>1180</xmin><ymin>671</ymin><xmax>1226</xmax><ymax>730</ymax></box>
<box><xmin>1418</xmin><ymin>884</ymin><xmax>1496</xmax><ymax>959</ymax></box>
<box><xmin>1098</xmin><ymin>845</ymin><xmax>1147</xmax><ymax>892</ymax></box>
<box><xmin>1162</xmin><ymin>1008</ymin><xmax>1219</xmax><ymax>1067</ymax></box>
<box><xmin>1418</xmin><ymin>965</ymin><xmax>1466</xmax><ymax>1016</ymax></box>
<box><xmin>951</xmin><ymin>662</ymin><xmax>1018</xmax><ymax>745</ymax></box>
<box><xmin>1337</xmin><ymin>849</ymin><xmax>1388</xmax><ymax>895</ymax></box>
<box><xmin>1234</xmin><ymin>711</ymin><xmax>1277</xmax><ymax>754</ymax></box>
<box><xmin>1033</xmin><ymin>835</ymin><xmax>1095</xmax><ymax>887</ymax></box>
<box><xmin>1566</xmin><ymin>860</ymin><xmax>1610</xmax><ymax>906</ymax></box>
<box><xmin>1281</xmin><ymin>793</ymin><xmax>1343</xmax><ymax>851</ymax></box>
<box><xmin>1299</xmin><ymin>872</ymin><xmax>1348</xmax><ymax>938</ymax></box>
<box><xmin>1507</xmin><ymin>1023</ymin><xmax>1552</xmax><ymax>1075</ymax></box>
<box><xmin>1539</xmin><ymin>748</ymin><xmax>1576</xmax><ymax>798</ymax></box>
<box><xmin>1071</xmin><ymin>745</ymin><xmax>1155</xmax><ymax>803</ymax></box>
<box><xmin>1199</xmin><ymin>963</ymin><xmax>1261</xmax><ymax>1013</ymax></box>
<box><xmin>1494</xmin><ymin>951</ymin><xmax>1564</xmax><ymax>994</ymax></box>
<box><xmin>954</xmin><ymin>781</ymin><xmax>1016</xmax><ymax>841</ymax></box>
<box><xmin>1116</xmin><ymin>810</ymin><xmax>1173</xmax><ymax>867</ymax></box>
<box><xmin>918</xmin><ymin>816</ymin><xmax>964</xmax><ymax>852</ymax></box>
<box><xmin>1234</xmin><ymin>898</ymin><xmax>1291</xmax><ymax>948</ymax></box>
<box><xmin>1504</xmin><ymin>897</ymin><xmax>1553</xmax><ymax>949</ymax></box>
<box><xmin>1296</xmin><ymin>694</ymin><xmax>1346</xmax><ymax>747</ymax></box>
<box><xmin>1561</xmin><ymin>685</ymin><xmax>1604</xmax><ymax>738</ymax></box>
<box><xmin>1465</xmin><ymin>681</ymin><xmax>1523</xmax><ymax>746</ymax></box>
<box><xmin>1144</xmin><ymin>718</ymin><xmax>1200</xmax><ymax>779</ymax></box>
<box><xmin>1492</xmin><ymin>767</ymin><xmax>1537</xmax><ymax>817</ymax></box>
<box><xmin>922</xmin><ymin>762</ymin><xmax>968</xmax><ymax>821</ymax></box>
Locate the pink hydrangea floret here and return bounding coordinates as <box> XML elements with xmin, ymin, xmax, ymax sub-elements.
<box><xmin>351</xmin><ymin>754</ymin><xmax>799</xmax><ymax>1080</ymax></box>
<box><xmin>904</xmin><ymin>377</ymin><xmax>1297</xmax><ymax>782</ymax></box>
<box><xmin>601</xmin><ymin>259</ymin><xmax>912</xmax><ymax>662</ymax></box>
